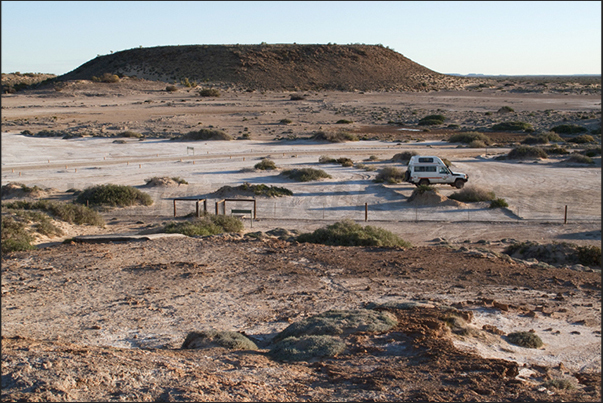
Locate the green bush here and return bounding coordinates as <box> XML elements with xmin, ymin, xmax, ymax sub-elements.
<box><xmin>1</xmin><ymin>216</ymin><xmax>36</xmax><ymax>253</ymax></box>
<box><xmin>544</xmin><ymin>145</ymin><xmax>570</xmax><ymax>155</ymax></box>
<box><xmin>165</xmin><ymin>85</ymin><xmax>178</xmax><ymax>92</ymax></box>
<box><xmin>449</xmin><ymin>186</ymin><xmax>495</xmax><ymax>203</ymax></box>
<box><xmin>565</xmin><ymin>154</ymin><xmax>594</xmax><ymax>164</ymax></box>
<box><xmin>297</xmin><ymin>219</ymin><xmax>411</xmax><ymax>248</ymax></box>
<box><xmin>582</xmin><ymin>146</ymin><xmax>601</xmax><ymax>157</ymax></box>
<box><xmin>576</xmin><ymin>245</ymin><xmax>601</xmax><ymax>267</ymax></box>
<box><xmin>268</xmin><ymin>335</ymin><xmax>345</xmax><ymax>362</ymax></box>
<box><xmin>75</xmin><ymin>184</ymin><xmax>153</xmax><ymax>207</ymax></box>
<box><xmin>418</xmin><ymin>114</ymin><xmax>446</xmax><ymax>126</ymax></box>
<box><xmin>448</xmin><ymin>132</ymin><xmax>492</xmax><ymax>146</ymax></box>
<box><xmin>312</xmin><ymin>131</ymin><xmax>358</xmax><ymax>142</ymax></box>
<box><xmin>489</xmin><ymin>198</ymin><xmax>509</xmax><ymax>209</ymax></box>
<box><xmin>198</xmin><ymin>88</ymin><xmax>220</xmax><ymax>97</ymax></box>
<box><xmin>181</xmin><ymin>330</ymin><xmax>257</xmax><ymax>350</ymax></box>
<box><xmin>550</xmin><ymin>124</ymin><xmax>588</xmax><ymax>134</ymax></box>
<box><xmin>504</xmin><ymin>241</ymin><xmax>601</xmax><ymax>268</ymax></box>
<box><xmin>507</xmin><ymin>145</ymin><xmax>548</xmax><ymax>160</ymax></box>
<box><xmin>507</xmin><ymin>331</ymin><xmax>543</xmax><ymax>348</ymax></box>
<box><xmin>280</xmin><ymin>168</ymin><xmax>331</xmax><ymax>182</ymax></box>
<box><xmin>567</xmin><ymin>134</ymin><xmax>596</xmax><ymax>144</ymax></box>
<box><xmin>374</xmin><ymin>166</ymin><xmax>405</xmax><ymax>183</ymax></box>
<box><xmin>180</xmin><ymin>129</ymin><xmax>232</xmax><ymax>141</ymax></box>
<box><xmin>3</xmin><ymin>200</ymin><xmax>105</xmax><ymax>226</ymax></box>
<box><xmin>254</xmin><ymin>159</ymin><xmax>277</xmax><ymax>170</ymax></box>
<box><xmin>491</xmin><ymin>121</ymin><xmax>534</xmax><ymax>132</ymax></box>
<box><xmin>180</xmin><ymin>77</ymin><xmax>197</xmax><ymax>88</ymax></box>
<box><xmin>163</xmin><ymin>214</ymin><xmax>243</xmax><ymax>237</ymax></box>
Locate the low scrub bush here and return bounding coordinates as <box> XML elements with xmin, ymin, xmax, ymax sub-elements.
<box><xmin>391</xmin><ymin>151</ymin><xmax>417</xmax><ymax>164</ymax></box>
<box><xmin>181</xmin><ymin>330</ymin><xmax>257</xmax><ymax>350</ymax></box>
<box><xmin>1</xmin><ymin>216</ymin><xmax>36</xmax><ymax>253</ymax></box>
<box><xmin>239</xmin><ymin>183</ymin><xmax>293</xmax><ymax>197</ymax></box>
<box><xmin>268</xmin><ymin>335</ymin><xmax>345</xmax><ymax>362</ymax></box>
<box><xmin>498</xmin><ymin>106</ymin><xmax>514</xmax><ymax>113</ymax></box>
<box><xmin>418</xmin><ymin>114</ymin><xmax>446</xmax><ymax>126</ymax></box>
<box><xmin>165</xmin><ymin>85</ymin><xmax>178</xmax><ymax>92</ymax></box>
<box><xmin>576</xmin><ymin>245</ymin><xmax>602</xmax><ymax>267</ymax></box>
<box><xmin>448</xmin><ymin>132</ymin><xmax>492</xmax><ymax>146</ymax></box>
<box><xmin>449</xmin><ymin>186</ymin><xmax>495</xmax><ymax>203</ymax></box>
<box><xmin>254</xmin><ymin>158</ymin><xmax>277</xmax><ymax>170</ymax></box>
<box><xmin>507</xmin><ymin>331</ymin><xmax>543</xmax><ymax>348</ymax></box>
<box><xmin>581</xmin><ymin>146</ymin><xmax>601</xmax><ymax>157</ymax></box>
<box><xmin>550</xmin><ymin>124</ymin><xmax>587</xmax><ymax>134</ymax></box>
<box><xmin>319</xmin><ymin>155</ymin><xmax>336</xmax><ymax>164</ymax></box>
<box><xmin>179</xmin><ymin>129</ymin><xmax>232</xmax><ymax>141</ymax></box>
<box><xmin>198</xmin><ymin>88</ymin><xmax>220</xmax><ymax>97</ymax></box>
<box><xmin>290</xmin><ymin>94</ymin><xmax>305</xmax><ymax>100</ymax></box>
<box><xmin>3</xmin><ymin>200</ymin><xmax>105</xmax><ymax>226</ymax></box>
<box><xmin>117</xmin><ymin>130</ymin><xmax>143</xmax><ymax>138</ymax></box>
<box><xmin>506</xmin><ymin>145</ymin><xmax>548</xmax><ymax>160</ymax></box>
<box><xmin>335</xmin><ymin>119</ymin><xmax>353</xmax><ymax>124</ymax></box>
<box><xmin>92</xmin><ymin>73</ymin><xmax>120</xmax><ymax>83</ymax></box>
<box><xmin>565</xmin><ymin>154</ymin><xmax>594</xmax><ymax>164</ymax></box>
<box><xmin>504</xmin><ymin>241</ymin><xmax>601</xmax><ymax>268</ymax></box>
<box><xmin>297</xmin><ymin>219</ymin><xmax>411</xmax><ymax>248</ymax></box>
<box><xmin>279</xmin><ymin>118</ymin><xmax>292</xmax><ymax>124</ymax></box>
<box><xmin>75</xmin><ymin>184</ymin><xmax>153</xmax><ymax>207</ymax></box>
<box><xmin>491</xmin><ymin>121</ymin><xmax>534</xmax><ymax>132</ymax></box>
<box><xmin>312</xmin><ymin>131</ymin><xmax>358</xmax><ymax>142</ymax></box>
<box><xmin>543</xmin><ymin>379</ymin><xmax>575</xmax><ymax>390</ymax></box>
<box><xmin>567</xmin><ymin>134</ymin><xmax>596</xmax><ymax>144</ymax></box>
<box><xmin>489</xmin><ymin>198</ymin><xmax>509</xmax><ymax>209</ymax></box>
<box><xmin>163</xmin><ymin>213</ymin><xmax>243</xmax><ymax>237</ymax></box>
<box><xmin>374</xmin><ymin>166</ymin><xmax>405</xmax><ymax>183</ymax></box>
<box><xmin>280</xmin><ymin>168</ymin><xmax>331</xmax><ymax>182</ymax></box>
<box><xmin>544</xmin><ymin>145</ymin><xmax>570</xmax><ymax>155</ymax></box>
<box><xmin>274</xmin><ymin>309</ymin><xmax>398</xmax><ymax>342</ymax></box>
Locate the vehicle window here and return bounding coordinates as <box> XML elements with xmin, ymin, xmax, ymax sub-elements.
<box><xmin>418</xmin><ymin>157</ymin><xmax>434</xmax><ymax>163</ymax></box>
<box><xmin>439</xmin><ymin>167</ymin><xmax>449</xmax><ymax>174</ymax></box>
<box><xmin>415</xmin><ymin>166</ymin><xmax>436</xmax><ymax>172</ymax></box>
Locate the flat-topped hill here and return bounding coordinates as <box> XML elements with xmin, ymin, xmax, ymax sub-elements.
<box><xmin>57</xmin><ymin>44</ymin><xmax>471</xmax><ymax>91</ymax></box>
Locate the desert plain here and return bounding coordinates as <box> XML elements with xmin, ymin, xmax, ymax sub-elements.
<box><xmin>1</xmin><ymin>76</ymin><xmax>601</xmax><ymax>401</ymax></box>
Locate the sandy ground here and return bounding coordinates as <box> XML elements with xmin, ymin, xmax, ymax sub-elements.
<box><xmin>1</xmin><ymin>83</ymin><xmax>601</xmax><ymax>401</ymax></box>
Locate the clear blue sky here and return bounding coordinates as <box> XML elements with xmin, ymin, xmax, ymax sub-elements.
<box><xmin>1</xmin><ymin>1</ymin><xmax>601</xmax><ymax>76</ymax></box>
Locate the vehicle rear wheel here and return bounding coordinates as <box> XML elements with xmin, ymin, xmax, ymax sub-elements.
<box><xmin>454</xmin><ymin>179</ymin><xmax>465</xmax><ymax>189</ymax></box>
<box><xmin>418</xmin><ymin>179</ymin><xmax>429</xmax><ymax>186</ymax></box>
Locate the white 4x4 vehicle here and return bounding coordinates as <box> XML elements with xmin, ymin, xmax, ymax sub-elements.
<box><xmin>404</xmin><ymin>156</ymin><xmax>468</xmax><ymax>189</ymax></box>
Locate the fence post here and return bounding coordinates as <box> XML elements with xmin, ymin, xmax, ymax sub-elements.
<box><xmin>173</xmin><ymin>199</ymin><xmax>177</xmax><ymax>217</ymax></box>
<box><xmin>564</xmin><ymin>205</ymin><xmax>568</xmax><ymax>224</ymax></box>
<box><xmin>365</xmin><ymin>203</ymin><xmax>368</xmax><ymax>222</ymax></box>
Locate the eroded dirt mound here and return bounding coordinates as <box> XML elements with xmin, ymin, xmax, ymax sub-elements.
<box><xmin>57</xmin><ymin>44</ymin><xmax>474</xmax><ymax>91</ymax></box>
<box><xmin>143</xmin><ymin>177</ymin><xmax>186</xmax><ymax>187</ymax></box>
<box><xmin>407</xmin><ymin>188</ymin><xmax>464</xmax><ymax>207</ymax></box>
<box><xmin>1</xmin><ymin>182</ymin><xmax>50</xmax><ymax>199</ymax></box>
<box><xmin>209</xmin><ymin>185</ymin><xmax>257</xmax><ymax>199</ymax></box>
